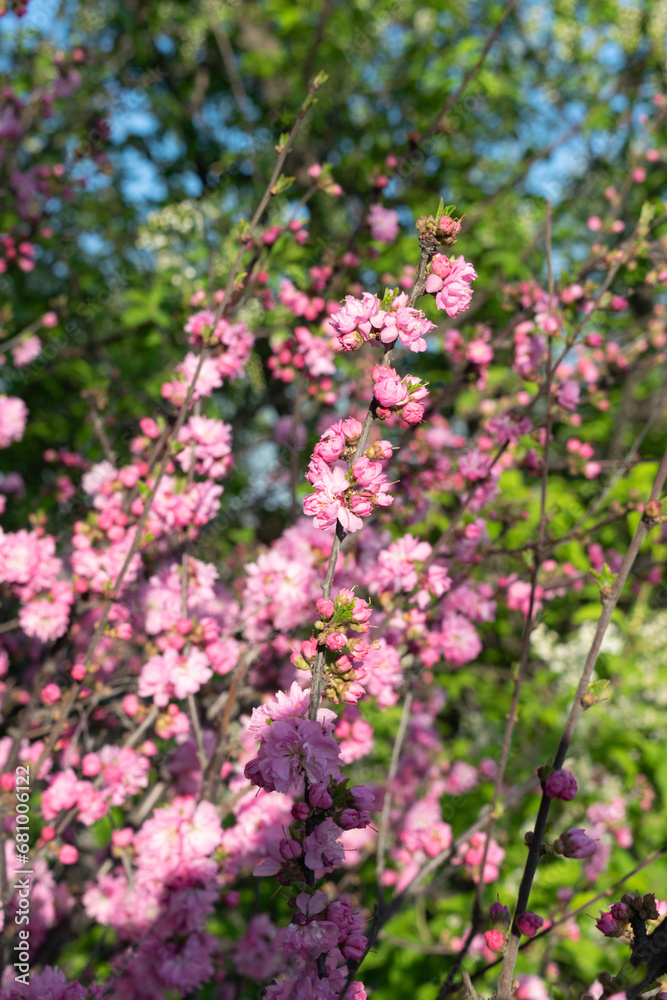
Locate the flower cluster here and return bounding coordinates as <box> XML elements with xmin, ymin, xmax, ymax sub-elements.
<box><xmin>303</xmin><ymin>422</ymin><xmax>394</xmax><ymax>533</ymax></box>
<box><xmin>330</xmin><ymin>289</ymin><xmax>435</xmax><ymax>353</ymax></box>
<box><xmin>425</xmin><ymin>253</ymin><xmax>477</xmax><ymax>317</ymax></box>
<box><xmin>372</xmin><ymin>364</ymin><xmax>429</xmax><ymax>423</ymax></box>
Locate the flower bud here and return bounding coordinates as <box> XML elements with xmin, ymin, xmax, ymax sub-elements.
<box><xmin>544</xmin><ymin>769</ymin><xmax>578</xmax><ymax>801</ymax></box>
<box><xmin>552</xmin><ymin>827</ymin><xmax>597</xmax><ymax>859</ymax></box>
<box><xmin>309</xmin><ymin>783</ymin><xmax>333</xmax><ymax>809</ymax></box>
<box><xmin>516</xmin><ymin>911</ymin><xmax>543</xmax><ymax>937</ymax></box>
<box><xmin>484</xmin><ymin>929</ymin><xmax>506</xmax><ymax>952</ymax></box>
<box><xmin>490</xmin><ymin>900</ymin><xmax>511</xmax><ymax>928</ymax></box>
<box><xmin>595</xmin><ymin>910</ymin><xmax>620</xmax><ymax>937</ymax></box>
<box><xmin>316</xmin><ymin>598</ymin><xmax>335</xmax><ymax>619</ymax></box>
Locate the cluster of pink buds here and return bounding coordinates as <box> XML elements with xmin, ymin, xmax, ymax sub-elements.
<box><xmin>330</xmin><ymin>287</ymin><xmax>435</xmax><ymax>353</ymax></box>
<box><xmin>372</xmin><ymin>364</ymin><xmax>429</xmax><ymax>423</ymax></box>
<box><xmin>292</xmin><ymin>589</ymin><xmax>375</xmax><ymax>704</ymax></box>
<box><xmin>0</xmin><ymin>234</ymin><xmax>36</xmax><ymax>273</ymax></box>
<box><xmin>304</xmin><ymin>423</ymin><xmax>394</xmax><ymax>533</ymax></box>
<box><xmin>596</xmin><ymin>891</ymin><xmax>659</xmax><ymax>939</ymax></box>
<box><xmin>415</xmin><ymin>211</ymin><xmax>465</xmax><ymax>249</ymax></box>
<box><xmin>566</xmin><ymin>438</ymin><xmax>602</xmax><ymax>479</ymax></box>
<box><xmin>425</xmin><ymin>253</ymin><xmax>477</xmax><ymax>318</ymax></box>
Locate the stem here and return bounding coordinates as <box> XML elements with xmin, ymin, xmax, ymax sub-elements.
<box><xmin>375</xmin><ymin>688</ymin><xmax>413</xmax><ymax>904</ymax></box>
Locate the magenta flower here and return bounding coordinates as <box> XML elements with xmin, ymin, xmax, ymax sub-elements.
<box><xmin>544</xmin><ymin>769</ymin><xmax>578</xmax><ymax>801</ymax></box>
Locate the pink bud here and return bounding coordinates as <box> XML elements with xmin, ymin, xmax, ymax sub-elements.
<box><xmin>516</xmin><ymin>911</ymin><xmax>543</xmax><ymax>937</ymax></box>
<box><xmin>544</xmin><ymin>769</ymin><xmax>578</xmax><ymax>801</ymax></box>
<box><xmin>71</xmin><ymin>664</ymin><xmax>87</xmax><ymax>681</ymax></box>
<box><xmin>596</xmin><ymin>910</ymin><xmax>620</xmax><ymax>937</ymax></box>
<box><xmin>401</xmin><ymin>401</ymin><xmax>425</xmax><ymax>424</ymax></box>
<box><xmin>309</xmin><ymin>783</ymin><xmax>333</xmax><ymax>809</ymax></box>
<box><xmin>316</xmin><ymin>598</ymin><xmax>335</xmax><ymax>619</ymax></box>
<box><xmin>123</xmin><ymin>694</ymin><xmax>139</xmax><ymax>716</ymax></box>
<box><xmin>82</xmin><ymin>753</ymin><xmax>101</xmax><ymax>777</ymax></box>
<box><xmin>292</xmin><ymin>802</ymin><xmax>310</xmax><ymax>821</ymax></box>
<box><xmin>484</xmin><ymin>929</ymin><xmax>506</xmax><ymax>952</ymax></box>
<box><xmin>41</xmin><ymin>683</ymin><xmax>61</xmax><ymax>705</ymax></box>
<box><xmin>553</xmin><ymin>828</ymin><xmax>597</xmax><ymax>859</ymax></box>
<box><xmin>59</xmin><ymin>845</ymin><xmax>79</xmax><ymax>865</ymax></box>
<box><xmin>490</xmin><ymin>901</ymin><xmax>511</xmax><ymax>927</ymax></box>
<box><xmin>325</xmin><ymin>631</ymin><xmax>348</xmax><ymax>651</ymax></box>
<box><xmin>112</xmin><ymin>828</ymin><xmax>134</xmax><ymax>847</ymax></box>
<box><xmin>279</xmin><ymin>837</ymin><xmax>303</xmax><ymax>859</ymax></box>
<box><xmin>610</xmin><ymin>902</ymin><xmax>629</xmax><ymax>921</ymax></box>
<box><xmin>42</xmin><ymin>825</ymin><xmax>55</xmax><ymax>841</ymax></box>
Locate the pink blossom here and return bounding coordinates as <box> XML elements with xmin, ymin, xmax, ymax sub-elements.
<box><xmin>245</xmin><ymin>718</ymin><xmax>342</xmax><ymax>794</ymax></box>
<box><xmin>368</xmin><ymin>204</ymin><xmax>400</xmax><ymax>243</ymax></box>
<box><xmin>304</xmin><ymin>817</ymin><xmax>346</xmax><ymax>873</ymax></box>
<box><xmin>0</xmin><ymin>395</ymin><xmax>28</xmax><ymax>448</ymax></box>
<box><xmin>557</xmin><ymin>380</ymin><xmax>580</xmax><ymax>411</ymax></box>
<box><xmin>303</xmin><ymin>465</ymin><xmax>365</xmax><ymax>533</ymax></box>
<box><xmin>11</xmin><ymin>335</ymin><xmax>41</xmax><ymax>366</ymax></box>
<box><xmin>426</xmin><ymin>254</ymin><xmax>477</xmax><ymax>318</ymax></box>
<box><xmin>277</xmin><ymin>890</ymin><xmax>341</xmax><ymax>958</ymax></box>
<box><xmin>373</xmin><ymin>367</ymin><xmax>410</xmax><ymax>407</ymax></box>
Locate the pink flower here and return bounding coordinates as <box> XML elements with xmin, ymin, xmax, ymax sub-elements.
<box><xmin>557</xmin><ymin>380</ymin><xmax>580</xmax><ymax>411</ymax></box>
<box><xmin>426</xmin><ymin>254</ymin><xmax>477</xmax><ymax>318</ymax></box>
<box><xmin>516</xmin><ymin>911</ymin><xmax>544</xmax><ymax>937</ymax></box>
<box><xmin>313</xmin><ymin>423</ymin><xmax>346</xmax><ymax>463</ymax></box>
<box><xmin>277</xmin><ymin>891</ymin><xmax>340</xmax><ymax>958</ymax></box>
<box><xmin>245</xmin><ymin>718</ymin><xmax>342</xmax><ymax>794</ymax></box>
<box><xmin>401</xmin><ymin>400</ymin><xmax>424</xmax><ymax>424</ymax></box>
<box><xmin>304</xmin><ymin>817</ymin><xmax>346</xmax><ymax>873</ymax></box>
<box><xmin>41</xmin><ymin>683</ymin><xmax>61</xmax><ymax>704</ymax></box>
<box><xmin>303</xmin><ymin>464</ymin><xmax>364</xmax><ymax>533</ymax></box>
<box><xmin>373</xmin><ymin>367</ymin><xmax>410</xmax><ymax>408</ymax></box>
<box><xmin>545</xmin><ymin>769</ymin><xmax>578</xmax><ymax>801</ymax></box>
<box><xmin>12</xmin><ymin>335</ymin><xmax>41</xmax><ymax>367</ymax></box>
<box><xmin>368</xmin><ymin>204</ymin><xmax>400</xmax><ymax>243</ymax></box>
<box><xmin>553</xmin><ymin>827</ymin><xmax>597</xmax><ymax>859</ymax></box>
<box><xmin>0</xmin><ymin>395</ymin><xmax>28</xmax><ymax>448</ymax></box>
